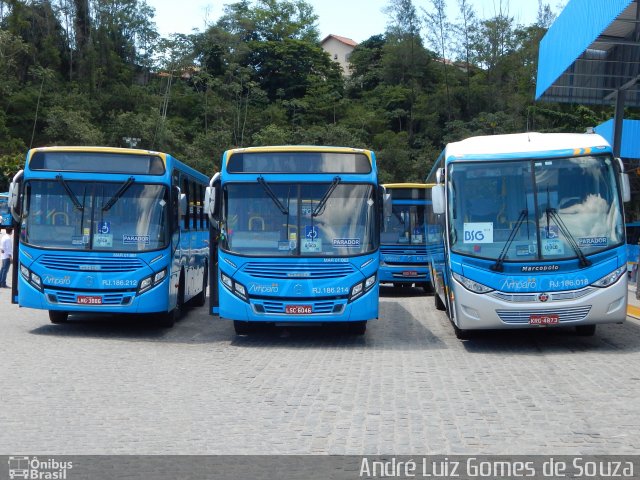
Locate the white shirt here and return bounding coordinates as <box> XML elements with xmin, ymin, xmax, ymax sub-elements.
<box><xmin>1</xmin><ymin>233</ymin><xmax>12</xmax><ymax>260</ymax></box>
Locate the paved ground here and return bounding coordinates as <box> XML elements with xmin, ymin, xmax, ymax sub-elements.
<box><xmin>1</xmin><ymin>282</ymin><xmax>640</xmax><ymax>455</ymax></box>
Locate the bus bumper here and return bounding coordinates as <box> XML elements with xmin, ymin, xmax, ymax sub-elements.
<box><xmin>218</xmin><ymin>283</ymin><xmax>379</xmax><ymax>323</ymax></box>
<box><xmin>451</xmin><ymin>275</ymin><xmax>628</xmax><ymax>330</ymax></box>
<box><xmin>378</xmin><ymin>265</ymin><xmax>430</xmax><ymax>284</ymax></box>
<box><xmin>17</xmin><ymin>275</ymin><xmax>171</xmax><ymax>315</ymax></box>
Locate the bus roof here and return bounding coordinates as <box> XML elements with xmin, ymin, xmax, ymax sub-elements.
<box><xmin>383</xmin><ymin>183</ymin><xmax>435</xmax><ymax>189</ymax></box>
<box><xmin>445</xmin><ymin>132</ymin><xmax>612</xmax><ymax>160</ymax></box>
<box><xmin>28</xmin><ymin>146</ymin><xmax>165</xmax><ymax>157</ymax></box>
<box><xmin>225</xmin><ymin>145</ymin><xmax>372</xmax><ymax>155</ymax></box>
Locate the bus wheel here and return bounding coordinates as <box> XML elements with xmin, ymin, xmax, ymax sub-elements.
<box><xmin>575</xmin><ymin>324</ymin><xmax>596</xmax><ymax>336</ymax></box>
<box><xmin>158</xmin><ymin>310</ymin><xmax>176</xmax><ymax>328</ymax></box>
<box><xmin>434</xmin><ymin>292</ymin><xmax>446</xmax><ymax>311</ymax></box>
<box><xmin>234</xmin><ymin>320</ymin><xmax>252</xmax><ymax>335</ymax></box>
<box><xmin>49</xmin><ymin>311</ymin><xmax>68</xmax><ymax>324</ymax></box>
<box><xmin>348</xmin><ymin>320</ymin><xmax>367</xmax><ymax>335</ymax></box>
<box><xmin>453</xmin><ymin>323</ymin><xmax>472</xmax><ymax>340</ymax></box>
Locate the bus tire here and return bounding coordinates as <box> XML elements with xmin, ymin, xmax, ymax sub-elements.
<box><xmin>348</xmin><ymin>320</ymin><xmax>367</xmax><ymax>335</ymax></box>
<box><xmin>453</xmin><ymin>323</ymin><xmax>472</xmax><ymax>340</ymax></box>
<box><xmin>158</xmin><ymin>310</ymin><xmax>176</xmax><ymax>328</ymax></box>
<box><xmin>234</xmin><ymin>320</ymin><xmax>252</xmax><ymax>335</ymax></box>
<box><xmin>49</xmin><ymin>311</ymin><xmax>68</xmax><ymax>324</ymax></box>
<box><xmin>434</xmin><ymin>292</ymin><xmax>446</xmax><ymax>311</ymax></box>
<box><xmin>575</xmin><ymin>324</ymin><xmax>596</xmax><ymax>336</ymax></box>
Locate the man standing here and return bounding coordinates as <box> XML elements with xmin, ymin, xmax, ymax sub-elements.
<box><xmin>0</xmin><ymin>227</ymin><xmax>13</xmax><ymax>288</ymax></box>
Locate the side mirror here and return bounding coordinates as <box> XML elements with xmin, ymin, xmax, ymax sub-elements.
<box><xmin>432</xmin><ymin>184</ymin><xmax>445</xmax><ymax>215</ymax></box>
<box><xmin>435</xmin><ymin>167</ymin><xmax>444</xmax><ymax>185</ymax></box>
<box><xmin>8</xmin><ymin>169</ymin><xmax>24</xmax><ymax>222</ymax></box>
<box><xmin>621</xmin><ymin>173</ymin><xmax>631</xmax><ymax>202</ymax></box>
<box><xmin>617</xmin><ymin>158</ymin><xmax>631</xmax><ymax>202</ymax></box>
<box><xmin>204</xmin><ymin>172</ymin><xmax>220</xmax><ymax>224</ymax></box>
<box><xmin>179</xmin><ymin>192</ymin><xmax>187</xmax><ymax>217</ymax></box>
<box><xmin>383</xmin><ymin>192</ymin><xmax>392</xmax><ymax>220</ymax></box>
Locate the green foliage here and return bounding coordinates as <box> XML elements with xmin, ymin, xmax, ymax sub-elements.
<box><xmin>0</xmin><ymin>0</ymin><xmax>623</xmax><ymax>183</ymax></box>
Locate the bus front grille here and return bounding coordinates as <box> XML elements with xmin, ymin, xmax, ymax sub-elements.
<box><xmin>40</xmin><ymin>255</ymin><xmax>145</xmax><ymax>272</ymax></box>
<box><xmin>50</xmin><ymin>291</ymin><xmax>131</xmax><ymax>305</ymax></box>
<box><xmin>255</xmin><ymin>300</ymin><xmax>342</xmax><ymax>315</ymax></box>
<box><xmin>244</xmin><ymin>262</ymin><xmax>355</xmax><ymax>279</ymax></box>
<box><xmin>380</xmin><ymin>246</ymin><xmax>427</xmax><ymax>255</ymax></box>
<box><xmin>496</xmin><ymin>306</ymin><xmax>592</xmax><ymax>324</ymax></box>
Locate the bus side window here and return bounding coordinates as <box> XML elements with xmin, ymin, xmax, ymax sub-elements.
<box><xmin>182</xmin><ymin>177</ymin><xmax>190</xmax><ymax>231</ymax></box>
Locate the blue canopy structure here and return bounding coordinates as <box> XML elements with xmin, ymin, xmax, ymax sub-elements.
<box><xmin>536</xmin><ymin>0</ymin><xmax>639</xmax><ymax>157</ymax></box>
<box><xmin>595</xmin><ymin>119</ymin><xmax>640</xmax><ymax>160</ymax></box>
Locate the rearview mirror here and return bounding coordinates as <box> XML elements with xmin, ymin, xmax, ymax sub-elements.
<box><xmin>432</xmin><ymin>184</ymin><xmax>445</xmax><ymax>214</ymax></box>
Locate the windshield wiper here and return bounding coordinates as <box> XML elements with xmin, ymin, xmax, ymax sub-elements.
<box><xmin>56</xmin><ymin>174</ymin><xmax>84</xmax><ymax>211</ymax></box>
<box><xmin>102</xmin><ymin>177</ymin><xmax>135</xmax><ymax>212</ymax></box>
<box><xmin>491</xmin><ymin>209</ymin><xmax>528</xmax><ymax>272</ymax></box>
<box><xmin>546</xmin><ymin>208</ymin><xmax>591</xmax><ymax>268</ymax></box>
<box><xmin>312</xmin><ymin>176</ymin><xmax>341</xmax><ymax>217</ymax></box>
<box><xmin>257</xmin><ymin>176</ymin><xmax>288</xmax><ymax>215</ymax></box>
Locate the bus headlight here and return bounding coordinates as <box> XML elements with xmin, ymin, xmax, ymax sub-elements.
<box><xmin>350</xmin><ymin>282</ymin><xmax>363</xmax><ymax>300</ymax></box>
<box><xmin>220</xmin><ymin>271</ymin><xmax>248</xmax><ymax>303</ymax></box>
<box><xmin>20</xmin><ymin>264</ymin><xmax>43</xmax><ymax>292</ymax></box>
<box><xmin>452</xmin><ymin>272</ymin><xmax>494</xmax><ymax>294</ymax></box>
<box><xmin>349</xmin><ymin>274</ymin><xmax>376</xmax><ymax>302</ymax></box>
<box><xmin>221</xmin><ymin>272</ymin><xmax>233</xmax><ymax>289</ymax></box>
<box><xmin>138</xmin><ymin>268</ymin><xmax>167</xmax><ymax>294</ymax></box>
<box><xmin>592</xmin><ymin>266</ymin><xmax>626</xmax><ymax>288</ymax></box>
<box><xmin>20</xmin><ymin>264</ymin><xmax>29</xmax><ymax>280</ymax></box>
<box><xmin>365</xmin><ymin>274</ymin><xmax>376</xmax><ymax>290</ymax></box>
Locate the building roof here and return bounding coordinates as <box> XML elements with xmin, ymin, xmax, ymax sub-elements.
<box><xmin>536</xmin><ymin>0</ymin><xmax>639</xmax><ymax>106</ymax></box>
<box><xmin>320</xmin><ymin>34</ymin><xmax>358</xmax><ymax>47</ymax></box>
<box><xmin>595</xmin><ymin>119</ymin><xmax>640</xmax><ymax>159</ymax></box>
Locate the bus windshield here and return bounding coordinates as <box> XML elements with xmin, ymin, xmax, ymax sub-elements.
<box><xmin>221</xmin><ymin>182</ymin><xmax>377</xmax><ymax>256</ymax></box>
<box><xmin>448</xmin><ymin>155</ymin><xmax>624</xmax><ymax>262</ymax></box>
<box><xmin>0</xmin><ymin>194</ymin><xmax>10</xmax><ymax>226</ymax></box>
<box><xmin>21</xmin><ymin>180</ymin><xmax>168</xmax><ymax>251</ymax></box>
<box><xmin>382</xmin><ymin>202</ymin><xmax>428</xmax><ymax>245</ymax></box>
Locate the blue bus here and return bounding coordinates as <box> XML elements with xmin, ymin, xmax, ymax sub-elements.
<box><xmin>626</xmin><ymin>221</ymin><xmax>640</xmax><ymax>281</ymax></box>
<box><xmin>7</xmin><ymin>146</ymin><xmax>209</xmax><ymax>327</ymax></box>
<box><xmin>0</xmin><ymin>192</ymin><xmax>11</xmax><ymax>227</ymax></box>
<box><xmin>380</xmin><ymin>183</ymin><xmax>436</xmax><ymax>292</ymax></box>
<box><xmin>204</xmin><ymin>146</ymin><xmax>382</xmax><ymax>335</ymax></box>
<box><xmin>427</xmin><ymin>132</ymin><xmax>630</xmax><ymax>338</ymax></box>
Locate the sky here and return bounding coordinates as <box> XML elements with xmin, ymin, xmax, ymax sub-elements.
<box><xmin>149</xmin><ymin>0</ymin><xmax>550</xmax><ymax>42</ymax></box>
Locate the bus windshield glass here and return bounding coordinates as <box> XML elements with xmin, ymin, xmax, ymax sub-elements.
<box><xmin>447</xmin><ymin>155</ymin><xmax>624</xmax><ymax>262</ymax></box>
<box><xmin>0</xmin><ymin>194</ymin><xmax>10</xmax><ymax>225</ymax></box>
<box><xmin>221</xmin><ymin>182</ymin><xmax>377</xmax><ymax>256</ymax></box>
<box><xmin>382</xmin><ymin>202</ymin><xmax>427</xmax><ymax>245</ymax></box>
<box><xmin>21</xmin><ymin>180</ymin><xmax>168</xmax><ymax>251</ymax></box>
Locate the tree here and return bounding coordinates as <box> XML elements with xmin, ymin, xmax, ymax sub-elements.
<box><xmin>423</xmin><ymin>0</ymin><xmax>452</xmax><ymax>121</ymax></box>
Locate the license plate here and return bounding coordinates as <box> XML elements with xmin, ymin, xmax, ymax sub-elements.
<box><xmin>77</xmin><ymin>295</ymin><xmax>103</xmax><ymax>305</ymax></box>
<box><xmin>529</xmin><ymin>314</ymin><xmax>559</xmax><ymax>325</ymax></box>
<box><xmin>402</xmin><ymin>271</ymin><xmax>418</xmax><ymax>277</ymax></box>
<box><xmin>285</xmin><ymin>305</ymin><xmax>312</xmax><ymax>315</ymax></box>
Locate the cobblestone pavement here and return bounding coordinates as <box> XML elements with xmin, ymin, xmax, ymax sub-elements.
<box><xmin>1</xmin><ymin>284</ymin><xmax>639</xmax><ymax>455</ymax></box>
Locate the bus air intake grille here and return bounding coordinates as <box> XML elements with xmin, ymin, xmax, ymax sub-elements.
<box><xmin>495</xmin><ymin>306</ymin><xmax>592</xmax><ymax>325</ymax></box>
<box><xmin>380</xmin><ymin>246</ymin><xmax>427</xmax><ymax>255</ymax></box>
<box><xmin>257</xmin><ymin>300</ymin><xmax>340</xmax><ymax>314</ymax></box>
<box><xmin>490</xmin><ymin>286</ymin><xmax>597</xmax><ymax>303</ymax></box>
<box><xmin>40</xmin><ymin>255</ymin><xmax>144</xmax><ymax>272</ymax></box>
<box><xmin>53</xmin><ymin>291</ymin><xmax>127</xmax><ymax>305</ymax></box>
<box><xmin>244</xmin><ymin>262</ymin><xmax>355</xmax><ymax>279</ymax></box>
